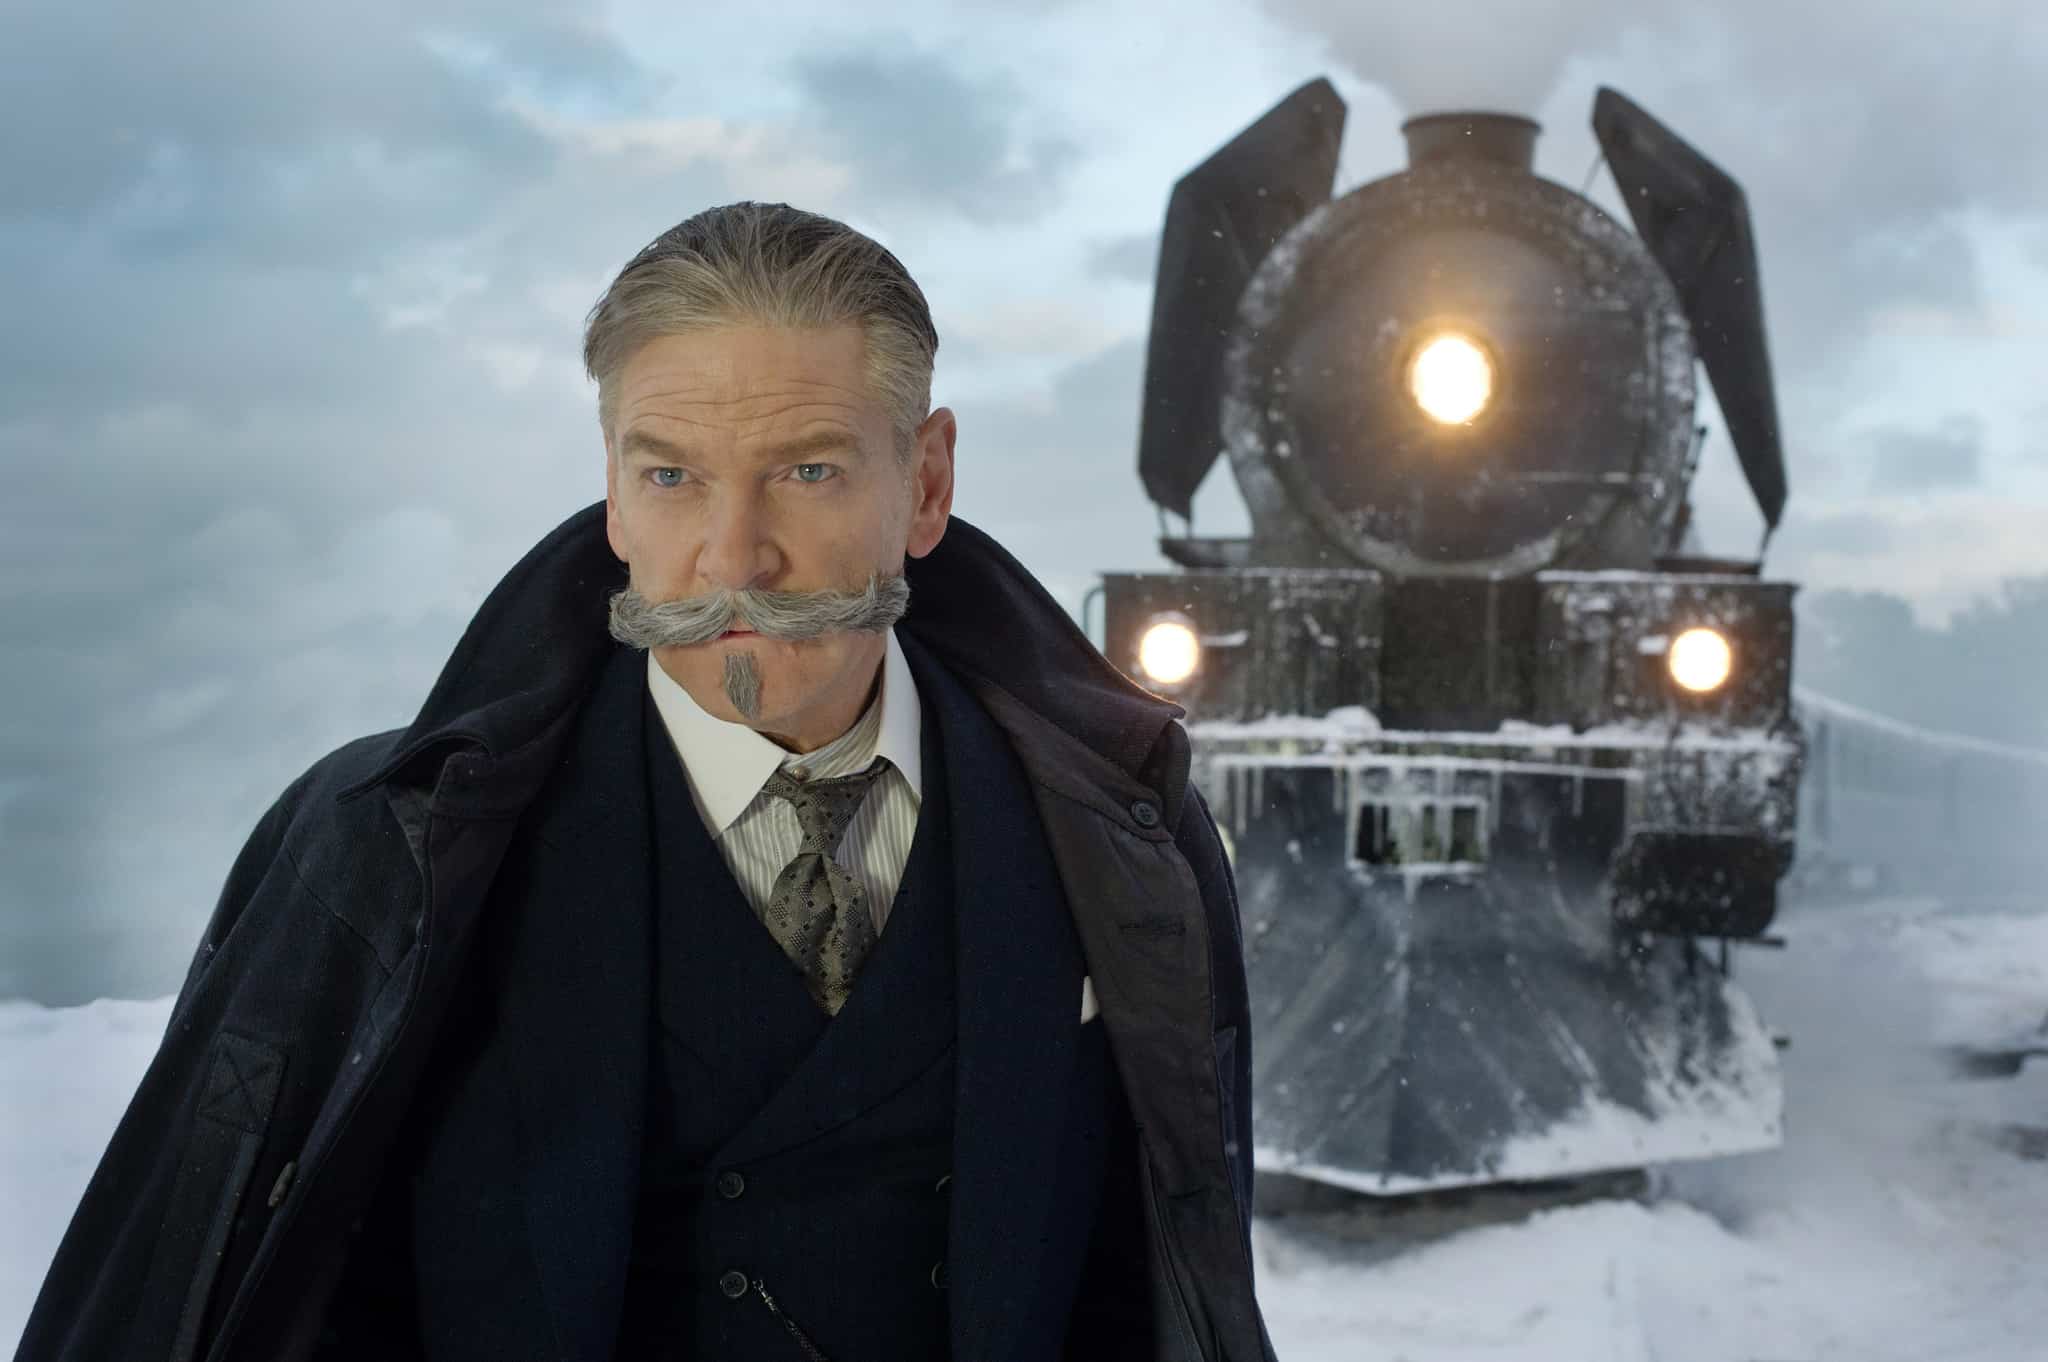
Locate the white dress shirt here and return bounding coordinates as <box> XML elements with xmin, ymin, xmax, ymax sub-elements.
<box><xmin>645</xmin><ymin>629</ymin><xmax>924</xmax><ymax>935</ymax></box>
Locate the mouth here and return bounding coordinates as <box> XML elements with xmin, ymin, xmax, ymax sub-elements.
<box><xmin>717</xmin><ymin>628</ymin><xmax>757</xmax><ymax>640</ymax></box>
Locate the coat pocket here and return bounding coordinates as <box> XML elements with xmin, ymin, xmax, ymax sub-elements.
<box><xmin>1138</xmin><ymin>1148</ymin><xmax>1210</xmax><ymax>1362</ymax></box>
<box><xmin>138</xmin><ymin>1031</ymin><xmax>288</xmax><ymax>1362</ymax></box>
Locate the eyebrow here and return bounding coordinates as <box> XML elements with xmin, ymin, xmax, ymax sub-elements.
<box><xmin>618</xmin><ymin>428</ymin><xmax>867</xmax><ymax>465</ymax></box>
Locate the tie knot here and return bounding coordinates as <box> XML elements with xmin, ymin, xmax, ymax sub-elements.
<box><xmin>761</xmin><ymin>755</ymin><xmax>891</xmax><ymax>856</ymax></box>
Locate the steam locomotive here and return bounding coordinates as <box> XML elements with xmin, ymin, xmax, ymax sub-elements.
<box><xmin>1094</xmin><ymin>80</ymin><xmax>1802</xmax><ymax>1192</ymax></box>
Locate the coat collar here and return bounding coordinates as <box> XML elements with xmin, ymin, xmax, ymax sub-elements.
<box><xmin>337</xmin><ymin>501</ymin><xmax>1185</xmax><ymax>823</ymax></box>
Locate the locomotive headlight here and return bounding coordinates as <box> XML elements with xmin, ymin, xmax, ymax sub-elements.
<box><xmin>1668</xmin><ymin>627</ymin><xmax>1733</xmax><ymax>693</ymax></box>
<box><xmin>1408</xmin><ymin>332</ymin><xmax>1495</xmax><ymax>425</ymax></box>
<box><xmin>1137</xmin><ymin>614</ymin><xmax>1202</xmax><ymax>687</ymax></box>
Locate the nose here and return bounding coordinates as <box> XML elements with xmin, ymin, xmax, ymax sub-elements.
<box><xmin>695</xmin><ymin>491</ymin><xmax>782</xmax><ymax>596</ymax></box>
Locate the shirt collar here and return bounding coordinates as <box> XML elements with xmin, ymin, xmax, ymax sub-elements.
<box><xmin>873</xmin><ymin>624</ymin><xmax>924</xmax><ymax>804</ymax></box>
<box><xmin>645</xmin><ymin>627</ymin><xmax>924</xmax><ymax>837</ymax></box>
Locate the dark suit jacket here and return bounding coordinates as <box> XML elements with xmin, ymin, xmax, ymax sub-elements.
<box><xmin>324</xmin><ymin>629</ymin><xmax>1155</xmax><ymax>1360</ymax></box>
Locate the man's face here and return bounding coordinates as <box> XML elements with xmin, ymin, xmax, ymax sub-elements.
<box><xmin>604</xmin><ymin>322</ymin><xmax>954</xmax><ymax>753</ymax></box>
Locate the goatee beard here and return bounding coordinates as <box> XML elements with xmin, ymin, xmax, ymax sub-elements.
<box><xmin>723</xmin><ymin>651</ymin><xmax>762</xmax><ymax>720</ymax></box>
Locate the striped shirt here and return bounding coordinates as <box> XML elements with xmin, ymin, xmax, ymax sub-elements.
<box><xmin>644</xmin><ymin>629</ymin><xmax>924</xmax><ymax>935</ymax></box>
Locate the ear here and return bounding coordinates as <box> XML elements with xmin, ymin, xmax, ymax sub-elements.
<box><xmin>904</xmin><ymin>406</ymin><xmax>956</xmax><ymax>560</ymax></box>
<box><xmin>603</xmin><ymin>433</ymin><xmax>630</xmax><ymax>564</ymax></box>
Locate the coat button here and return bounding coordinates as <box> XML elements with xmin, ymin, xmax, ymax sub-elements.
<box><xmin>930</xmin><ymin>1259</ymin><xmax>948</xmax><ymax>1289</ymax></box>
<box><xmin>716</xmin><ymin>1170</ymin><xmax>746</xmax><ymax>1199</ymax></box>
<box><xmin>718</xmin><ymin>1269</ymin><xmax>749</xmax><ymax>1300</ymax></box>
<box><xmin>933</xmin><ymin>1172</ymin><xmax>952</xmax><ymax>1194</ymax></box>
<box><xmin>1130</xmin><ymin>799</ymin><xmax>1161</xmax><ymax>829</ymax></box>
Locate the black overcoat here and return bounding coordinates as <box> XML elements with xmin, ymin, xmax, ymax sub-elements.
<box><xmin>13</xmin><ymin>504</ymin><xmax>1276</xmax><ymax>1362</ymax></box>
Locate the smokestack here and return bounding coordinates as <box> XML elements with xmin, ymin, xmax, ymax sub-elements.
<box><xmin>1401</xmin><ymin>111</ymin><xmax>1541</xmax><ymax>173</ymax></box>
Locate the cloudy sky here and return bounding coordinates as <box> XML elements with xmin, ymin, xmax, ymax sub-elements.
<box><xmin>4</xmin><ymin>0</ymin><xmax>2045</xmax><ymax>1003</ymax></box>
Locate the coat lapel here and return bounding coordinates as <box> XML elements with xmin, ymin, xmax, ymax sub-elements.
<box><xmin>645</xmin><ymin>712</ymin><xmax>831</xmax><ymax>1126</ymax></box>
<box><xmin>500</xmin><ymin>642</ymin><xmax>654</xmax><ymax>1362</ymax></box>
<box><xmin>898</xmin><ymin>636</ymin><xmax>1092</xmax><ymax>1362</ymax></box>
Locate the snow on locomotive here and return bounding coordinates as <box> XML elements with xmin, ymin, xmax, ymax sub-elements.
<box><xmin>1095</xmin><ymin>80</ymin><xmax>1802</xmax><ymax>1193</ymax></box>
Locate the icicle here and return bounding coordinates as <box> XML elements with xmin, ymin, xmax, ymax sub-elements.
<box><xmin>1346</xmin><ymin>767</ymin><xmax>1365</xmax><ymax>867</ymax></box>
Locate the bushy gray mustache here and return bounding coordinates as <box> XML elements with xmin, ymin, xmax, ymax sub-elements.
<box><xmin>607</xmin><ymin>573</ymin><xmax>911</xmax><ymax>650</ymax></box>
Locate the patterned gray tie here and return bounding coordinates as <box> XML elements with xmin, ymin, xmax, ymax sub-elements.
<box><xmin>756</xmin><ymin>755</ymin><xmax>892</xmax><ymax>1016</ymax></box>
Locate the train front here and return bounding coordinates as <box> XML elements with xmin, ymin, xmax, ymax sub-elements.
<box><xmin>1098</xmin><ymin>81</ymin><xmax>1803</xmax><ymax>1192</ymax></box>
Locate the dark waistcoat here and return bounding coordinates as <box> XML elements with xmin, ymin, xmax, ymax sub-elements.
<box><xmin>394</xmin><ymin>635</ymin><xmax>1130</xmax><ymax>1362</ymax></box>
<box><xmin>614</xmin><ymin>652</ymin><xmax>959</xmax><ymax>1359</ymax></box>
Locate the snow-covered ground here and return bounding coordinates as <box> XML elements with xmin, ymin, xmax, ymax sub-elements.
<box><xmin>0</xmin><ymin>991</ymin><xmax>176</xmax><ymax>1349</ymax></box>
<box><xmin>5</xmin><ymin>897</ymin><xmax>2045</xmax><ymax>1360</ymax></box>
<box><xmin>1255</xmin><ymin>896</ymin><xmax>2048</xmax><ymax>1362</ymax></box>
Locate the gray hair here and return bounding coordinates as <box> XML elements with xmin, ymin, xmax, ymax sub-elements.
<box><xmin>582</xmin><ymin>202</ymin><xmax>940</xmax><ymax>459</ymax></box>
<box><xmin>605</xmin><ymin>573</ymin><xmax>912</xmax><ymax>651</ymax></box>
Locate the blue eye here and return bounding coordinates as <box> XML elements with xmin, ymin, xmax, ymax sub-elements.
<box><xmin>794</xmin><ymin>463</ymin><xmax>838</xmax><ymax>484</ymax></box>
<box><xmin>648</xmin><ymin>467</ymin><xmax>687</xmax><ymax>488</ymax></box>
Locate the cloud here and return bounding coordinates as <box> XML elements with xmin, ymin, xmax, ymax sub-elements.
<box><xmin>943</xmin><ymin>297</ymin><xmax>1130</xmax><ymax>358</ymax></box>
<box><xmin>1863</xmin><ymin>414</ymin><xmax>1985</xmax><ymax>492</ymax></box>
<box><xmin>1259</xmin><ymin>0</ymin><xmax>1624</xmax><ymax>114</ymax></box>
<box><xmin>0</xmin><ymin>3</ymin><xmax>612</xmax><ymax>244</ymax></box>
<box><xmin>1784</xmin><ymin>510</ymin><xmax>1897</xmax><ymax>557</ymax></box>
<box><xmin>1085</xmin><ymin>231</ymin><xmax>1159</xmax><ymax>283</ymax></box>
<box><xmin>788</xmin><ymin>44</ymin><xmax>1082</xmax><ymax>225</ymax></box>
<box><xmin>948</xmin><ymin>338</ymin><xmax>1165</xmax><ymax>597</ymax></box>
<box><xmin>1772</xmin><ymin>492</ymin><xmax>2048</xmax><ymax>626</ymax></box>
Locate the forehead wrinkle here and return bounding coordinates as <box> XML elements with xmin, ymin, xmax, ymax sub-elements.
<box><xmin>625</xmin><ymin>378</ymin><xmax>875</xmax><ymax>440</ymax></box>
<box><xmin>635</xmin><ymin>377</ymin><xmax>863</xmax><ymax>399</ymax></box>
<box><xmin>732</xmin><ymin>401</ymin><xmax>867</xmax><ymax>439</ymax></box>
<box><xmin>624</xmin><ymin>388</ymin><xmax>866</xmax><ymax>430</ymax></box>
<box><xmin>621</xmin><ymin>420</ymin><xmax>871</xmax><ymax>465</ymax></box>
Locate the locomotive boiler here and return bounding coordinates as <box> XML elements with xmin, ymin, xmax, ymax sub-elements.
<box><xmin>1095</xmin><ymin>80</ymin><xmax>1802</xmax><ymax>1192</ymax></box>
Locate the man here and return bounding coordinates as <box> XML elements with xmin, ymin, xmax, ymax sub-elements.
<box><xmin>16</xmin><ymin>203</ymin><xmax>1274</xmax><ymax>1362</ymax></box>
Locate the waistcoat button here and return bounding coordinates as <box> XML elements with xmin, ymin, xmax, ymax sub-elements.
<box><xmin>933</xmin><ymin>1172</ymin><xmax>952</xmax><ymax>1194</ymax></box>
<box><xmin>718</xmin><ymin>1269</ymin><xmax>749</xmax><ymax>1300</ymax></box>
<box><xmin>1130</xmin><ymin>798</ymin><xmax>1161</xmax><ymax>829</ymax></box>
<box><xmin>930</xmin><ymin>1259</ymin><xmax>948</xmax><ymax>1290</ymax></box>
<box><xmin>716</xmin><ymin>1170</ymin><xmax>746</xmax><ymax>1199</ymax></box>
